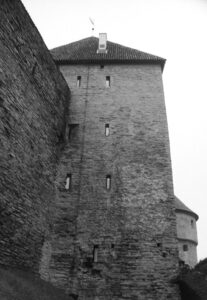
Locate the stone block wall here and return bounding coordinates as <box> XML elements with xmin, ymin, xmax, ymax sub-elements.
<box><xmin>0</xmin><ymin>0</ymin><xmax>70</xmax><ymax>271</ymax></box>
<box><xmin>42</xmin><ymin>63</ymin><xmax>181</xmax><ymax>299</ymax></box>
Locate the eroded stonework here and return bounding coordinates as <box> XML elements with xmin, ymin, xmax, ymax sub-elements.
<box><xmin>0</xmin><ymin>0</ymin><xmax>70</xmax><ymax>271</ymax></box>
<box><xmin>0</xmin><ymin>1</ymin><xmax>181</xmax><ymax>299</ymax></box>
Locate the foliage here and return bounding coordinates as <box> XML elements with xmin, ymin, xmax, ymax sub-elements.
<box><xmin>178</xmin><ymin>258</ymin><xmax>207</xmax><ymax>300</ymax></box>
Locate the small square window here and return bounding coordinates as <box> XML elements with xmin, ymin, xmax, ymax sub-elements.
<box><xmin>183</xmin><ymin>244</ymin><xmax>188</xmax><ymax>252</ymax></box>
<box><xmin>106</xmin><ymin>175</ymin><xmax>111</xmax><ymax>190</ymax></box>
<box><xmin>77</xmin><ymin>76</ymin><xmax>81</xmax><ymax>87</ymax></box>
<box><xmin>106</xmin><ymin>76</ymin><xmax>110</xmax><ymax>88</ymax></box>
<box><xmin>65</xmin><ymin>173</ymin><xmax>71</xmax><ymax>190</ymax></box>
<box><xmin>100</xmin><ymin>65</ymin><xmax>104</xmax><ymax>69</ymax></box>
<box><xmin>105</xmin><ymin>124</ymin><xmax>110</xmax><ymax>136</ymax></box>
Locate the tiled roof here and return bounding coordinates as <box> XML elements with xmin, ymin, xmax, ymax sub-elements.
<box><xmin>175</xmin><ymin>196</ymin><xmax>198</xmax><ymax>220</ymax></box>
<box><xmin>50</xmin><ymin>36</ymin><xmax>165</xmax><ymax>69</ymax></box>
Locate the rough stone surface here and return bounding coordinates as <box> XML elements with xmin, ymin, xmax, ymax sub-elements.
<box><xmin>41</xmin><ymin>64</ymin><xmax>181</xmax><ymax>299</ymax></box>
<box><xmin>0</xmin><ymin>1</ymin><xmax>182</xmax><ymax>298</ymax></box>
<box><xmin>0</xmin><ymin>0</ymin><xmax>70</xmax><ymax>271</ymax></box>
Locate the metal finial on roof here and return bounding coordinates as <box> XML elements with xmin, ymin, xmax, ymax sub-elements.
<box><xmin>89</xmin><ymin>17</ymin><xmax>95</xmax><ymax>36</ymax></box>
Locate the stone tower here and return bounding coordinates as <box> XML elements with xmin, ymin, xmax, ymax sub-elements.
<box><xmin>40</xmin><ymin>35</ymin><xmax>181</xmax><ymax>299</ymax></box>
<box><xmin>175</xmin><ymin>196</ymin><xmax>198</xmax><ymax>267</ymax></box>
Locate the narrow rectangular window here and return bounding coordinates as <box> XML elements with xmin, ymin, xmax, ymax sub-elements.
<box><xmin>111</xmin><ymin>244</ymin><xmax>115</xmax><ymax>258</ymax></box>
<box><xmin>93</xmin><ymin>245</ymin><xmax>99</xmax><ymax>262</ymax></box>
<box><xmin>106</xmin><ymin>175</ymin><xmax>111</xmax><ymax>190</ymax></box>
<box><xmin>65</xmin><ymin>173</ymin><xmax>71</xmax><ymax>190</ymax></box>
<box><xmin>105</xmin><ymin>124</ymin><xmax>109</xmax><ymax>136</ymax></box>
<box><xmin>183</xmin><ymin>244</ymin><xmax>188</xmax><ymax>252</ymax></box>
<box><xmin>77</xmin><ymin>76</ymin><xmax>81</xmax><ymax>87</ymax></box>
<box><xmin>68</xmin><ymin>124</ymin><xmax>79</xmax><ymax>141</ymax></box>
<box><xmin>106</xmin><ymin>76</ymin><xmax>110</xmax><ymax>88</ymax></box>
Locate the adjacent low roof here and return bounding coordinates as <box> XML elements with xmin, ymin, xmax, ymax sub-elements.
<box><xmin>50</xmin><ymin>36</ymin><xmax>166</xmax><ymax>70</ymax></box>
<box><xmin>175</xmin><ymin>196</ymin><xmax>199</xmax><ymax>220</ymax></box>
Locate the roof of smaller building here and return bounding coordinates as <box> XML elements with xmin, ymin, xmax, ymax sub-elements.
<box><xmin>175</xmin><ymin>196</ymin><xmax>199</xmax><ymax>220</ymax></box>
<box><xmin>50</xmin><ymin>36</ymin><xmax>166</xmax><ymax>70</ymax></box>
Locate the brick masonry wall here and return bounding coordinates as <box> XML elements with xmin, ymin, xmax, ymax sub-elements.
<box><xmin>0</xmin><ymin>0</ymin><xmax>70</xmax><ymax>271</ymax></box>
<box><xmin>42</xmin><ymin>63</ymin><xmax>181</xmax><ymax>299</ymax></box>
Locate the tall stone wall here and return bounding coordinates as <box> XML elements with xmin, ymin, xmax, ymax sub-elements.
<box><xmin>0</xmin><ymin>0</ymin><xmax>70</xmax><ymax>271</ymax></box>
<box><xmin>42</xmin><ymin>63</ymin><xmax>181</xmax><ymax>299</ymax></box>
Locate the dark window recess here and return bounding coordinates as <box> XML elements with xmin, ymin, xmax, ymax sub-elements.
<box><xmin>106</xmin><ymin>175</ymin><xmax>111</xmax><ymax>190</ymax></box>
<box><xmin>111</xmin><ymin>244</ymin><xmax>116</xmax><ymax>257</ymax></box>
<box><xmin>105</xmin><ymin>124</ymin><xmax>110</xmax><ymax>136</ymax></box>
<box><xmin>106</xmin><ymin>76</ymin><xmax>110</xmax><ymax>87</ymax></box>
<box><xmin>100</xmin><ymin>65</ymin><xmax>104</xmax><ymax>69</ymax></box>
<box><xmin>68</xmin><ymin>124</ymin><xmax>79</xmax><ymax>141</ymax></box>
<box><xmin>65</xmin><ymin>173</ymin><xmax>71</xmax><ymax>190</ymax></box>
<box><xmin>77</xmin><ymin>76</ymin><xmax>81</xmax><ymax>87</ymax></box>
<box><xmin>183</xmin><ymin>244</ymin><xmax>188</xmax><ymax>252</ymax></box>
<box><xmin>191</xmin><ymin>219</ymin><xmax>194</xmax><ymax>227</ymax></box>
<box><xmin>179</xmin><ymin>260</ymin><xmax>185</xmax><ymax>267</ymax></box>
<box><xmin>93</xmin><ymin>245</ymin><xmax>99</xmax><ymax>262</ymax></box>
<box><xmin>69</xmin><ymin>294</ymin><xmax>78</xmax><ymax>300</ymax></box>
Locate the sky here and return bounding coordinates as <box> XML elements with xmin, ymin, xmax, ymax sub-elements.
<box><xmin>22</xmin><ymin>0</ymin><xmax>207</xmax><ymax>260</ymax></box>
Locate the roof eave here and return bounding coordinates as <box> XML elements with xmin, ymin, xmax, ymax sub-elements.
<box><xmin>53</xmin><ymin>58</ymin><xmax>166</xmax><ymax>71</ymax></box>
<box><xmin>175</xmin><ymin>208</ymin><xmax>199</xmax><ymax>221</ymax></box>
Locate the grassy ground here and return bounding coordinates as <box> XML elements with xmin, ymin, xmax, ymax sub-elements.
<box><xmin>0</xmin><ymin>265</ymin><xmax>72</xmax><ymax>300</ymax></box>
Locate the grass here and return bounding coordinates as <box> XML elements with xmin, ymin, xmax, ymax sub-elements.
<box><xmin>0</xmin><ymin>265</ymin><xmax>72</xmax><ymax>300</ymax></box>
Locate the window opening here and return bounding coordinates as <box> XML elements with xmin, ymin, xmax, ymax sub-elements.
<box><xmin>93</xmin><ymin>245</ymin><xmax>99</xmax><ymax>262</ymax></box>
<box><xmin>111</xmin><ymin>244</ymin><xmax>115</xmax><ymax>258</ymax></box>
<box><xmin>106</xmin><ymin>76</ymin><xmax>110</xmax><ymax>87</ymax></box>
<box><xmin>191</xmin><ymin>219</ymin><xmax>194</xmax><ymax>227</ymax></box>
<box><xmin>100</xmin><ymin>65</ymin><xmax>104</xmax><ymax>69</ymax></box>
<box><xmin>65</xmin><ymin>173</ymin><xmax>71</xmax><ymax>190</ymax></box>
<box><xmin>106</xmin><ymin>175</ymin><xmax>111</xmax><ymax>190</ymax></box>
<box><xmin>179</xmin><ymin>260</ymin><xmax>185</xmax><ymax>267</ymax></box>
<box><xmin>183</xmin><ymin>244</ymin><xmax>188</xmax><ymax>252</ymax></box>
<box><xmin>68</xmin><ymin>124</ymin><xmax>79</xmax><ymax>141</ymax></box>
<box><xmin>105</xmin><ymin>124</ymin><xmax>110</xmax><ymax>136</ymax></box>
<box><xmin>77</xmin><ymin>76</ymin><xmax>81</xmax><ymax>87</ymax></box>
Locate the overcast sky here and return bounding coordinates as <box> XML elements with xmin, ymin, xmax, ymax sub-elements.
<box><xmin>22</xmin><ymin>0</ymin><xmax>207</xmax><ymax>260</ymax></box>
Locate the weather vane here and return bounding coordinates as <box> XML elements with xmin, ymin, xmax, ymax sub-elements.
<box><xmin>89</xmin><ymin>17</ymin><xmax>95</xmax><ymax>35</ymax></box>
